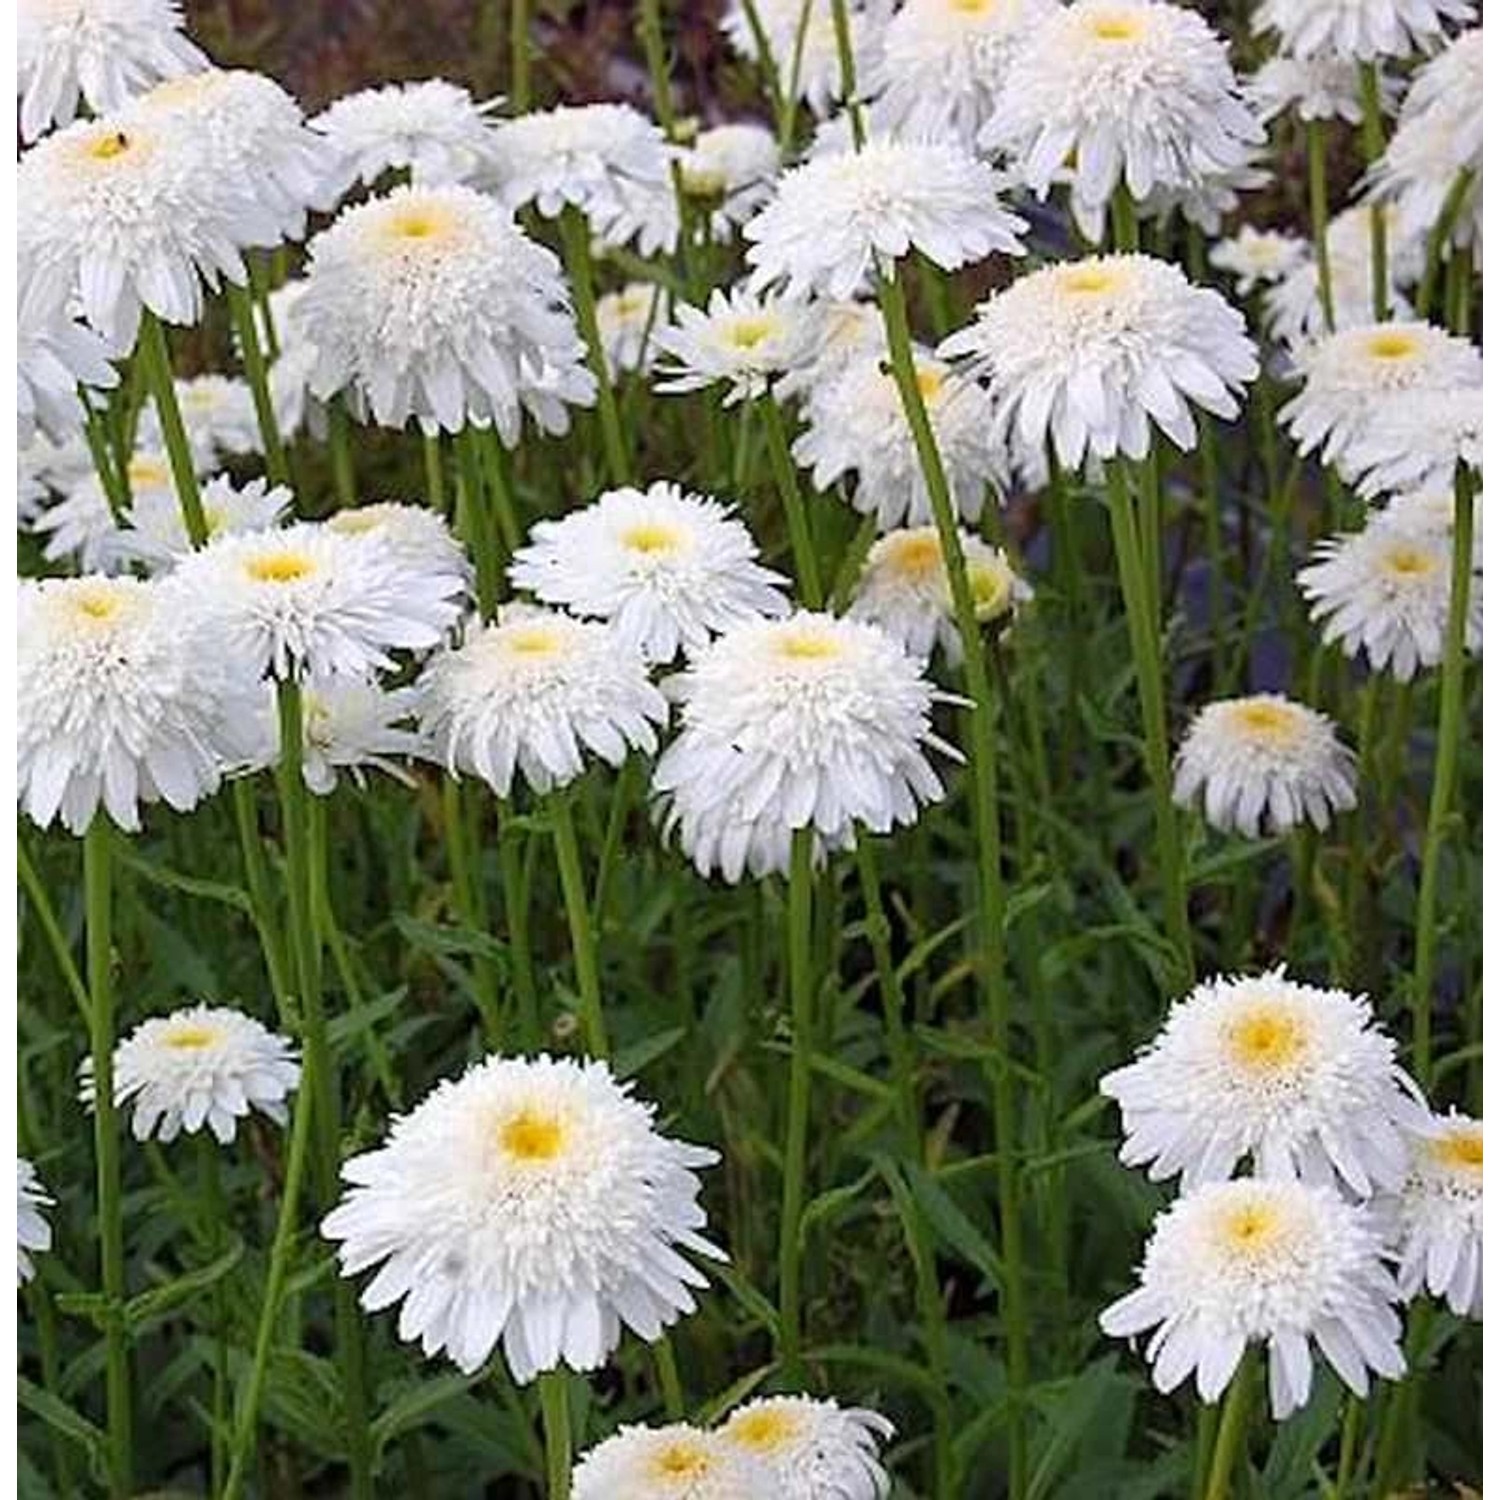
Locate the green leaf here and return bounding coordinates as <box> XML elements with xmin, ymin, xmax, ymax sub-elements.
<box><xmin>704</xmin><ymin>1259</ymin><xmax>780</xmax><ymax>1340</ymax></box>
<box><xmin>126</xmin><ymin>1235</ymin><xmax>244</xmax><ymax>1333</ymax></box>
<box><xmin>905</xmin><ymin>1166</ymin><xmax>1007</xmax><ymax>1293</ymax></box>
<box><xmin>116</xmin><ymin>848</ymin><xmax>254</xmax><ymax>914</ymax></box>
<box><xmin>614</xmin><ymin>1026</ymin><xmax>687</xmax><ymax>1077</ymax></box>
<box><xmin>370</xmin><ymin>1372</ymin><xmax>486</xmax><ymax>1460</ymax></box>
<box><xmin>393</xmin><ymin>913</ymin><xmax>512</xmax><ymax>969</ymax></box>
<box><xmin>17</xmin><ymin>1377</ymin><xmax>105</xmax><ymax>1479</ymax></box>
<box><xmin>693</xmin><ymin>1363</ymin><xmax>776</xmax><ymax>1427</ymax></box>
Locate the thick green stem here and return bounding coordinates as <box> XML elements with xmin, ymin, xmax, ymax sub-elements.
<box><xmin>759</xmin><ymin>395</ymin><xmax>823</xmax><ymax>606</ymax></box>
<box><xmin>455</xmin><ymin>429</ymin><xmax>500</xmax><ymax>620</ymax></box>
<box><xmin>327</xmin><ymin>395</ymin><xmax>358</xmax><ymax>509</ymax></box>
<box><xmin>552</xmin><ymin>795</ymin><xmax>609</xmax><ymax>1056</ymax></box>
<box><xmin>1358</xmin><ymin>66</ymin><xmax>1390</xmax><ymax>322</ymax></box>
<box><xmin>138</xmin><ymin>310</ymin><xmax>209</xmax><ymax>545</ymax></box>
<box><xmin>638</xmin><ymin>0</ymin><xmax>676</xmax><ymax>129</ymax></box>
<box><xmin>442</xmin><ymin>778</ymin><xmax>504</xmax><ymax>1047</ymax></box>
<box><xmin>1331</xmin><ymin>1396</ymin><xmax>1362</xmax><ymax>1499</ymax></box>
<box><xmin>1307</xmin><ymin>119</ymin><xmax>1336</xmax><ymax>331</ymax></box>
<box><xmin>228</xmin><ymin>283</ymin><xmax>290</xmax><ymax>488</ymax></box>
<box><xmin>423</xmin><ymin>432</ymin><xmax>447</xmax><ymax>517</ymax></box>
<box><xmin>1411</xmin><ymin>465</ymin><xmax>1475</xmax><ymax>1085</ymax></box>
<box><xmin>509</xmin><ymin>0</ymin><xmax>531</xmax><ymax>111</ymax></box>
<box><xmin>85</xmin><ymin>819</ymin><xmax>132</xmax><ymax>1499</ymax></box>
<box><xmin>1202</xmin><ymin>1357</ymin><xmax>1257</xmax><ymax>1500</ymax></box>
<box><xmin>19</xmin><ymin>840</ymin><xmax>91</xmax><ymax>1022</ymax></box>
<box><xmin>538</xmin><ymin>1371</ymin><xmax>572</xmax><ymax>1499</ymax></box>
<box><xmin>1416</xmin><ymin>169</ymin><xmax>1474</xmax><ymax>320</ymax></box>
<box><xmin>476</xmin><ymin>423</ymin><xmax>523</xmax><ymax>555</ymax></box>
<box><xmin>559</xmin><ymin>206</ymin><xmax>631</xmax><ymax>486</ymax></box>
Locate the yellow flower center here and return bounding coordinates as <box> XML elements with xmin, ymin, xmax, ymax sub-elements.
<box><xmin>246</xmin><ymin>550</ymin><xmax>315</xmax><ymax>584</ymax></box>
<box><xmin>383</xmin><ymin>202</ymin><xmax>457</xmax><ymax>243</ymax></box>
<box><xmin>620</xmin><ymin>522</ymin><xmax>683</xmax><ymax>555</ymax></box>
<box><xmin>651</xmin><ymin>1441</ymin><xmax>714</xmax><ymax>1479</ymax></box>
<box><xmin>71</xmin><ymin>585</ymin><xmax>124</xmax><ymax>622</ymax></box>
<box><xmin>888</xmin><ymin>531</ymin><xmax>943</xmax><ymax>578</ymax></box>
<box><xmin>1059</xmin><ymin>264</ymin><xmax>1118</xmax><ymax>296</ymax></box>
<box><xmin>1226</xmin><ymin>1003</ymin><xmax>1307</xmax><ymax>1073</ymax></box>
<box><xmin>1379</xmin><ymin>543</ymin><xmax>1438</xmax><ymax>577</ymax></box>
<box><xmin>163</xmin><ymin>1025</ymin><xmax>218</xmax><ymax>1050</ymax></box>
<box><xmin>950</xmin><ymin>0</ymin><xmax>994</xmax><ymax>12</ymax></box>
<box><xmin>1229</xmin><ymin>699</ymin><xmax>1301</xmax><ymax>745</ymax></box>
<box><xmin>1087</xmin><ymin>10</ymin><xmax>1145</xmax><ymax>41</ymax></box>
<box><xmin>726</xmin><ymin>1407</ymin><xmax>800</xmax><ymax>1451</ymax></box>
<box><xmin>1216</xmin><ymin>1200</ymin><xmax>1285</xmax><ymax>1253</ymax></box>
<box><xmin>724</xmin><ymin>315</ymin><xmax>778</xmax><ymax>350</ymax></box>
<box><xmin>128</xmin><ymin>457</ymin><xmax>170</xmax><ymax>490</ymax></box>
<box><xmin>504</xmin><ymin>625</ymin><xmax>565</xmax><ymax>656</ymax></box>
<box><xmin>914</xmin><ymin>365</ymin><xmax>947</xmax><ymax>402</ymax></box>
<box><xmin>681</xmin><ymin>163</ymin><xmax>728</xmax><ymax>198</ymax></box>
<box><xmin>776</xmin><ymin>628</ymin><xmax>841</xmax><ymax>661</ymax></box>
<box><xmin>1432</xmin><ymin>1128</ymin><xmax>1483</xmax><ymax>1170</ymax></box>
<box><xmin>1366</xmin><ymin>330</ymin><xmax>1419</xmax><ymax>361</ymax></box>
<box><xmin>329</xmin><ymin>511</ymin><xmax>380</xmax><ymax>535</ymax></box>
<box><xmin>496</xmin><ymin>1108</ymin><xmax>567</xmax><ymax>1162</ymax></box>
<box><xmin>86</xmin><ymin>129</ymin><xmax>133</xmax><ymax>161</ymax></box>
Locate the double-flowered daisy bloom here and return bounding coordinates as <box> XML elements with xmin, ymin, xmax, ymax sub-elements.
<box><xmin>173</xmin><ymin>521</ymin><xmax>467</xmax><ymax>682</ymax></box>
<box><xmin>1280</xmin><ymin>320</ymin><xmax>1482</xmax><ymax>479</ymax></box>
<box><xmin>596</xmin><ymin>282</ymin><xmax>665</xmax><ymax>380</ymax></box>
<box><xmin>17</xmin><ymin>574</ymin><xmax>255</xmax><ymax>834</ymax></box>
<box><xmin>675</xmin><ymin>122</ymin><xmax>781</xmax><ymax>239</ymax></box>
<box><xmin>17</xmin><ymin>283</ymin><xmax>119</xmax><ymax>443</ymax></box>
<box><xmin>722</xmin><ymin>0</ymin><xmax>887</xmax><ymax>119</ymax></box>
<box><xmin>17</xmin><ymin>0</ymin><xmax>206</xmax><ymax>143</ymax></box>
<box><xmin>1297</xmin><ymin>497</ymin><xmax>1481</xmax><ymax>680</ymax></box>
<box><xmin>1340</xmin><ymin>390</ymin><xmax>1483</xmax><ymax>497</ymax></box>
<box><xmin>1173</xmin><ymin>693</ymin><xmax>1357</xmax><ymax>838</ymax></box>
<box><xmin>654</xmin><ymin>286</ymin><xmax>814</xmax><ymax>407</ymax></box>
<box><xmin>31</xmin><ymin>448</ymin><xmax>187</xmax><ymax>571</ymax></box>
<box><xmin>653</xmin><ymin>612</ymin><xmax>957</xmax><ymax>882</ymax></box>
<box><xmin>1101</xmin><ymin>1178</ymin><xmax>1406</xmax><ymax>1416</ymax></box>
<box><xmin>18</xmin><ymin>432</ymin><xmax>95</xmax><ymax>524</ymax></box>
<box><xmin>508</xmin><ymin>483</ymin><xmax>789</xmax><ymax>663</ymax></box>
<box><xmin>1101</xmin><ymin>967</ymin><xmax>1426</xmax><ymax>1194</ymax></box>
<box><xmin>418</xmin><ymin>605</ymin><xmax>669</xmax><ymax>797</ymax></box>
<box><xmin>323</xmin><ymin>500</ymin><xmax>472</xmax><ymax>583</ymax></box>
<box><xmin>1246</xmin><ymin>53</ymin><xmax>1381</xmax><ymax>125</ymax></box>
<box><xmin>980</xmin><ymin>0</ymin><xmax>1261</xmax><ymax>232</ymax></box>
<box><xmin>109</xmin><ymin>474</ymin><xmax>291</xmax><ymax>570</ymax></box>
<box><xmin>1254</xmin><ymin>0</ymin><xmax>1473</xmax><ymax>61</ymax></box>
<box><xmin>1381</xmin><ymin>1110</ymin><xmax>1482</xmax><ymax>1319</ymax></box>
<box><xmin>322</xmin><ymin>1054</ymin><xmax>723</xmax><ymax>1380</ymax></box>
<box><xmin>745</xmin><ymin>137</ymin><xmax>1026</xmax><ymax>301</ymax></box>
<box><xmin>794</xmin><ymin>348</ymin><xmax>1005</xmax><ymax>530</ymax></box>
<box><xmin>849</xmin><ymin>525</ymin><xmax>1029</xmax><ymax>666</ymax></box>
<box><xmin>81</xmin><ymin>1003</ymin><xmax>300</xmax><ymax>1144</ymax></box>
<box><xmin>489</xmin><ymin>103</ymin><xmax>679</xmax><ymax>256</ymax></box>
<box><xmin>17</xmin><ymin>1160</ymin><xmax>53</xmax><ymax>1286</ymax></box>
<box><xmin>720</xmin><ymin>1396</ymin><xmax>895</xmax><ymax>1499</ymax></box>
<box><xmin>941</xmin><ymin>253</ymin><xmax>1258</xmax><ymax>471</ymax></box>
<box><xmin>311</xmin><ymin>78</ymin><xmax>501</xmax><ymax>200</ymax></box>
<box><xmin>295</xmin><ymin>183</ymin><xmax>595</xmax><ymax>441</ymax></box>
<box><xmin>573</xmin><ymin>1424</ymin><xmax>777</xmax><ymax>1500</ymax></box>
<box><xmin>1208</xmin><ymin>225</ymin><xmax>1308</xmax><ymax>298</ymax></box>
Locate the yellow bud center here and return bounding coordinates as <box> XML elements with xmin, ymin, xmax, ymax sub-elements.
<box><xmin>128</xmin><ymin>457</ymin><xmax>170</xmax><ymax>490</ymax></box>
<box><xmin>1088</xmin><ymin>10</ymin><xmax>1145</xmax><ymax>41</ymax></box>
<box><xmin>1217</xmin><ymin>1200</ymin><xmax>1284</xmax><ymax>1252</ymax></box>
<box><xmin>777</xmin><ymin>628</ymin><xmax>841</xmax><ymax>661</ymax></box>
<box><xmin>164</xmin><ymin>1026</ymin><xmax>218</xmax><ymax>1050</ymax></box>
<box><xmin>1229</xmin><ymin>699</ymin><xmax>1300</xmax><ymax>745</ymax></box>
<box><xmin>950</xmin><ymin>0</ymin><xmax>994</xmax><ymax>13</ymax></box>
<box><xmin>1060</xmin><ymin>265</ymin><xmax>1117</xmax><ymax>296</ymax></box>
<box><xmin>1366</xmin><ymin>331</ymin><xmax>1419</xmax><ymax>361</ymax></box>
<box><xmin>888</xmin><ymin>531</ymin><xmax>943</xmax><ymax>578</ymax></box>
<box><xmin>620</xmin><ymin>522</ymin><xmax>683</xmax><ymax>555</ymax></box>
<box><xmin>496</xmin><ymin>1109</ymin><xmax>567</xmax><ymax>1162</ymax></box>
<box><xmin>651</xmin><ymin>1442</ymin><xmax>713</xmax><ymax>1479</ymax></box>
<box><xmin>72</xmin><ymin>586</ymin><xmax>123</xmax><ymax>622</ymax></box>
<box><xmin>968</xmin><ymin>559</ymin><xmax>1012</xmax><ymax>618</ymax></box>
<box><xmin>246</xmin><ymin>551</ymin><xmax>314</xmax><ymax>584</ymax></box>
<box><xmin>1379</xmin><ymin>543</ymin><xmax>1438</xmax><ymax>577</ymax></box>
<box><xmin>727</xmin><ymin>1407</ymin><xmax>800</xmax><ymax>1451</ymax></box>
<box><xmin>383</xmin><ymin>203</ymin><xmax>456</xmax><ymax>243</ymax></box>
<box><xmin>1226</xmin><ymin>1004</ymin><xmax>1307</xmax><ymax>1072</ymax></box>
<box><xmin>1432</xmin><ymin>1129</ymin><xmax>1483</xmax><ymax>1170</ymax></box>
<box><xmin>724</xmin><ymin>315</ymin><xmax>777</xmax><ymax>350</ymax></box>
<box><xmin>915</xmin><ymin>365</ymin><xmax>946</xmax><ymax>402</ymax></box>
<box><xmin>87</xmin><ymin>130</ymin><xmax>132</xmax><ymax>161</ymax></box>
<box><xmin>504</xmin><ymin>625</ymin><xmax>564</xmax><ymax>656</ymax></box>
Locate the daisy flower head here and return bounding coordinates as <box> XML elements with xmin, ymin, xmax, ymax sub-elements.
<box><xmin>675</xmin><ymin>122</ymin><xmax>781</xmax><ymax>238</ymax></box>
<box><xmin>17</xmin><ymin>573</ymin><xmax>255</xmax><ymax>834</ymax></box>
<box><xmin>1101</xmin><ymin>1178</ymin><xmax>1405</xmax><ymax>1416</ymax></box>
<box><xmin>1173</xmin><ymin>693</ymin><xmax>1358</xmax><ymax>838</ymax></box>
<box><xmin>1297</xmin><ymin>506</ymin><xmax>1480</xmax><ymax>681</ymax></box>
<box><xmin>17</xmin><ymin>0</ymin><xmax>207</xmax><ymax>143</ymax></box>
<box><xmin>596</xmin><ymin>282</ymin><xmax>665</xmax><ymax>380</ymax></box>
<box><xmin>652</xmin><ymin>612</ymin><xmax>957</xmax><ymax>882</ymax></box>
<box><xmin>980</xmin><ymin>0</ymin><xmax>1262</xmax><ymax>229</ymax></box>
<box><xmin>172</xmin><ymin>520</ymin><xmax>466</xmax><ymax>682</ymax></box>
<box><xmin>941</xmin><ymin>253</ymin><xmax>1258</xmax><ymax>471</ymax></box>
<box><xmin>654</xmin><ymin>286</ymin><xmax>815</xmax><ymax>407</ymax></box>
<box><xmin>744</xmin><ymin>137</ymin><xmax>1027</xmax><ymax>301</ymax></box>
<box><xmin>849</xmin><ymin>524</ymin><xmax>1029</xmax><ymax>666</ymax></box>
<box><xmin>794</xmin><ymin>348</ymin><xmax>1006</xmax><ymax>530</ymax></box>
<box><xmin>294</xmin><ymin>183</ymin><xmax>596</xmax><ymax>441</ymax></box>
<box><xmin>417</xmin><ymin>605</ymin><xmax>669</xmax><ymax>798</ymax></box>
<box><xmin>312</xmin><ymin>78</ymin><xmax>500</xmax><ymax>200</ymax></box>
<box><xmin>508</xmin><ymin>483</ymin><xmax>790</xmax><ymax>664</ymax></box>
<box><xmin>1101</xmin><ymin>966</ymin><xmax>1425</xmax><ymax>1194</ymax></box>
<box><xmin>18</xmin><ymin>111</ymin><xmax>266</xmax><ymax>350</ymax></box>
<box><xmin>18</xmin><ymin>431</ymin><xmax>95</xmax><ymax>524</ymax></box>
<box><xmin>324</xmin><ymin>500</ymin><xmax>472</xmax><ymax>583</ymax></box>
<box><xmin>81</xmin><ymin>1003</ymin><xmax>300</xmax><ymax>1144</ymax></box>
<box><xmin>1382</xmin><ymin>1110</ymin><xmax>1482</xmax><ymax>1318</ymax></box>
<box><xmin>573</xmin><ymin>1424</ymin><xmax>777</xmax><ymax>1500</ymax></box>
<box><xmin>1208</xmin><ymin>225</ymin><xmax>1308</xmax><ymax>297</ymax></box>
<box><xmin>31</xmin><ymin>446</ymin><xmax>187</xmax><ymax>571</ymax></box>
<box><xmin>719</xmin><ymin>1395</ymin><xmax>895</xmax><ymax>1499</ymax></box>
<box><xmin>1253</xmin><ymin>0</ymin><xmax>1473</xmax><ymax>61</ymax></box>
<box><xmin>775</xmin><ymin>298</ymin><xmax>887</xmax><ymax>402</ymax></box>
<box><xmin>17</xmin><ymin>1160</ymin><xmax>53</xmax><ymax>1285</ymax></box>
<box><xmin>868</xmin><ymin>0</ymin><xmax>1059</xmax><ymax>151</ymax></box>
<box><xmin>722</xmin><ymin>0</ymin><xmax>887</xmax><ymax>118</ymax></box>
<box><xmin>18</xmin><ymin>283</ymin><xmax>119</xmax><ymax>443</ymax></box>
<box><xmin>110</xmin><ymin>473</ymin><xmax>291</xmax><ymax>571</ymax></box>
<box><xmin>488</xmin><ymin>103</ymin><xmax>679</xmax><ymax>256</ymax></box>
<box><xmin>137</xmin><ymin>373</ymin><xmax>262</xmax><ymax>465</ymax></box>
<box><xmin>1247</xmin><ymin>53</ymin><xmax>1383</xmax><ymax>126</ymax></box>
<box><xmin>1280</xmin><ymin>320</ymin><xmax>1482</xmax><ymax>477</ymax></box>
<box><xmin>322</xmin><ymin>1053</ymin><xmax>724</xmax><ymax>1379</ymax></box>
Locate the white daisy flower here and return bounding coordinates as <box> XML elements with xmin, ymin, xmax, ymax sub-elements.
<box><xmin>18</xmin><ymin>431</ymin><xmax>95</xmax><ymax>524</ymax></box>
<box><xmin>137</xmin><ymin>373</ymin><xmax>263</xmax><ymax>465</ymax></box>
<box><xmin>18</xmin><ymin>113</ymin><xmax>269</xmax><ymax>350</ymax></box>
<box><xmin>1297</xmin><ymin>505</ymin><xmax>1481</xmax><ymax>680</ymax></box>
<box><xmin>172</xmin><ymin>521</ymin><xmax>467</xmax><ymax>682</ymax></box>
<box><xmin>1280</xmin><ymin>320</ymin><xmax>1482</xmax><ymax>478</ymax></box>
<box><xmin>980</xmin><ymin>0</ymin><xmax>1262</xmax><ymax>231</ymax></box>
<box><xmin>418</xmin><ymin>605</ymin><xmax>669</xmax><ymax>797</ymax></box>
<box><xmin>1172</xmin><ymin>693</ymin><xmax>1358</xmax><ymax>838</ymax></box>
<box><xmin>849</xmin><ymin>524</ymin><xmax>1029</xmax><ymax>665</ymax></box>
<box><xmin>719</xmin><ymin>1396</ymin><xmax>895</xmax><ymax>1500</ymax></box>
<box><xmin>794</xmin><ymin>348</ymin><xmax>1006</xmax><ymax>530</ymax></box>
<box><xmin>312</xmin><ymin>78</ymin><xmax>501</xmax><ymax>200</ymax></box>
<box><xmin>573</xmin><ymin>1424</ymin><xmax>778</xmax><ymax>1500</ymax></box>
<box><xmin>508</xmin><ymin>482</ymin><xmax>790</xmax><ymax>664</ymax></box>
<box><xmin>868</xmin><ymin>0</ymin><xmax>1057</xmax><ymax>151</ymax></box>
<box><xmin>1382</xmin><ymin>1110</ymin><xmax>1482</xmax><ymax>1319</ymax></box>
<box><xmin>1121</xmin><ymin>144</ymin><xmax>1274</xmax><ymax>243</ymax></box>
<box><xmin>489</xmin><ymin>103</ymin><xmax>679</xmax><ymax>256</ymax></box>
<box><xmin>1253</xmin><ymin>0</ymin><xmax>1473</xmax><ymax>61</ymax></box>
<box><xmin>1381</xmin><ymin>485</ymin><xmax>1485</xmax><ymax>542</ymax></box>
<box><xmin>18</xmin><ymin>284</ymin><xmax>119</xmax><ymax>443</ymax></box>
<box><xmin>17</xmin><ymin>0</ymin><xmax>207</xmax><ymax>143</ymax></box>
<box><xmin>110</xmin><ymin>473</ymin><xmax>291</xmax><ymax>571</ymax></box>
<box><xmin>322</xmin><ymin>1053</ymin><xmax>724</xmax><ymax>1380</ymax></box>
<box><xmin>264</xmin><ymin>276</ymin><xmax>322</xmax><ymax>437</ymax></box>
<box><xmin>81</xmin><ymin>1003</ymin><xmax>300</xmax><ymax>1144</ymax></box>
<box><xmin>17</xmin><ymin>1160</ymin><xmax>53</xmax><ymax>1286</ymax></box>
<box><xmin>1246</xmin><ymin>53</ymin><xmax>1384</xmax><ymax>125</ymax></box>
<box><xmin>17</xmin><ymin>574</ymin><xmax>254</xmax><ymax>834</ymax></box>
<box><xmin>744</xmin><ymin>137</ymin><xmax>1027</xmax><ymax>301</ymax></box>
<box><xmin>127</xmin><ymin>67</ymin><xmax>333</xmax><ymax>242</ymax></box>
<box><xmin>654</xmin><ymin>285</ymin><xmax>815</xmax><ymax>407</ymax></box>
<box><xmin>1208</xmin><ymin>225</ymin><xmax>1309</xmax><ymax>297</ymax></box>
<box><xmin>722</xmin><ymin>0</ymin><xmax>888</xmax><ymax>118</ymax></box>
<box><xmin>774</xmin><ymin>298</ymin><xmax>887</xmax><ymax>402</ymax></box>
<box><xmin>1101</xmin><ymin>1178</ymin><xmax>1406</xmax><ymax>1417</ymax></box>
<box><xmin>33</xmin><ymin>448</ymin><xmax>187</xmax><ymax>570</ymax></box>
<box><xmin>652</xmin><ymin>612</ymin><xmax>957</xmax><ymax>883</ymax></box>
<box><xmin>596</xmin><ymin>282</ymin><xmax>665</xmax><ymax>381</ymax></box>
<box><xmin>1101</xmin><ymin>966</ymin><xmax>1426</xmax><ymax>1194</ymax></box>
<box><xmin>676</xmin><ymin>122</ymin><xmax>781</xmax><ymax>238</ymax></box>
<box><xmin>323</xmin><ymin>500</ymin><xmax>473</xmax><ymax>584</ymax></box>
<box><xmin>941</xmin><ymin>253</ymin><xmax>1258</xmax><ymax>471</ymax></box>
<box><xmin>294</xmin><ymin>183</ymin><xmax>596</xmax><ymax>441</ymax></box>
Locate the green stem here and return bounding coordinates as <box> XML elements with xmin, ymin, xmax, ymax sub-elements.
<box><xmin>19</xmin><ymin>840</ymin><xmax>91</xmax><ymax>1022</ymax></box>
<box><xmin>552</xmin><ymin>794</ymin><xmax>609</xmax><ymax>1056</ymax></box>
<box><xmin>327</xmin><ymin>395</ymin><xmax>358</xmax><ymax>510</ymax></box>
<box><xmin>1411</xmin><ymin>465</ymin><xmax>1475</xmax><ymax>1086</ymax></box>
<box><xmin>828</xmin><ymin>0</ymin><xmax>867</xmax><ymax>146</ymax></box>
<box><xmin>559</xmin><ymin>206</ymin><xmax>632</xmax><ymax>486</ymax></box>
<box><xmin>1111</xmin><ymin>186</ymin><xmax>1140</xmax><ymax>253</ymax></box>
<box><xmin>500</xmin><ymin>805</ymin><xmax>541</xmax><ymax>1049</ymax></box>
<box><xmin>1358</xmin><ymin>65</ymin><xmax>1390</xmax><ymax>321</ymax></box>
<box><xmin>442</xmin><ymin>777</ymin><xmax>504</xmax><ymax>1047</ymax></box>
<box><xmin>227</xmin><ymin>283</ymin><xmax>290</xmax><ymax>489</ymax></box>
<box><xmin>1187</xmin><ymin>228</ymin><xmax>1227</xmax><ymax>681</ymax></box>
<box><xmin>83</xmin><ymin>406</ymin><xmax>130</xmax><ymax>523</ymax></box>
<box><xmin>759</xmin><ymin>394</ymin><xmax>822</xmax><ymax>606</ymax></box>
<box><xmin>638</xmin><ymin>0</ymin><xmax>676</xmax><ymax>129</ymax></box>
<box><xmin>653</xmin><ymin>1339</ymin><xmax>686</xmax><ymax>1421</ymax></box>
<box><xmin>509</xmin><ymin>0</ymin><xmax>531</xmax><ymax>111</ymax></box>
<box><xmin>1416</xmin><ymin>169</ymin><xmax>1474</xmax><ymax>320</ymax></box>
<box><xmin>538</xmin><ymin>1371</ymin><xmax>572</xmax><ymax>1500</ymax></box>
<box><xmin>85</xmin><ymin>819</ymin><xmax>132</xmax><ymax>1499</ymax></box>
<box><xmin>1202</xmin><ymin>1357</ymin><xmax>1257</xmax><ymax>1500</ymax></box>
<box><xmin>1331</xmin><ymin>1397</ymin><xmax>1361</xmax><ymax>1500</ymax></box>
<box><xmin>138</xmin><ymin>310</ymin><xmax>209</xmax><ymax>545</ymax></box>
<box><xmin>423</xmin><ymin>432</ymin><xmax>447</xmax><ymax>518</ymax></box>
<box><xmin>1307</xmin><ymin>119</ymin><xmax>1336</xmax><ymax>331</ymax></box>
<box><xmin>230</xmin><ymin>781</ymin><xmax>293</xmax><ymax>1022</ymax></box>
<box><xmin>455</xmin><ymin>429</ymin><xmax>501</xmax><ymax>621</ymax></box>
<box><xmin>197</xmin><ymin>1138</ymin><xmax>230</xmax><ymax>1496</ymax></box>
<box><xmin>476</xmin><ymin>423</ymin><xmax>523</xmax><ymax>555</ymax></box>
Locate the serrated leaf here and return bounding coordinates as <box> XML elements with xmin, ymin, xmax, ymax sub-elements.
<box><xmin>370</xmin><ymin>1371</ymin><xmax>486</xmax><ymax>1458</ymax></box>
<box><xmin>126</xmin><ymin>1235</ymin><xmax>244</xmax><ymax>1332</ymax></box>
